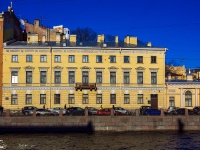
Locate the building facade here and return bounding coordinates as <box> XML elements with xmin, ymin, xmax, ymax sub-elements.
<box><xmin>2</xmin><ymin>34</ymin><xmax>168</xmax><ymax>110</ymax></box>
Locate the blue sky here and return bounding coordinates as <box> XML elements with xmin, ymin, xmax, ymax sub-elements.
<box><xmin>1</xmin><ymin>0</ymin><xmax>200</xmax><ymax>68</ymax></box>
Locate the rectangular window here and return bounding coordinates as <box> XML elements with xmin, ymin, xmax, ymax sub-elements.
<box><xmin>26</xmin><ymin>71</ymin><xmax>32</xmax><ymax>84</ymax></box>
<box><xmin>169</xmin><ymin>97</ymin><xmax>175</xmax><ymax>106</ymax></box>
<box><xmin>110</xmin><ymin>56</ymin><xmax>116</xmax><ymax>63</ymax></box>
<box><xmin>12</xmin><ymin>55</ymin><xmax>18</xmax><ymax>62</ymax></box>
<box><xmin>26</xmin><ymin>94</ymin><xmax>32</xmax><ymax>104</ymax></box>
<box><xmin>55</xmin><ymin>71</ymin><xmax>61</xmax><ymax>84</ymax></box>
<box><xmin>69</xmin><ymin>55</ymin><xmax>75</xmax><ymax>62</ymax></box>
<box><xmin>68</xmin><ymin>94</ymin><xmax>75</xmax><ymax>104</ymax></box>
<box><xmin>124</xmin><ymin>56</ymin><xmax>130</xmax><ymax>63</ymax></box>
<box><xmin>138</xmin><ymin>94</ymin><xmax>143</xmax><ymax>104</ymax></box>
<box><xmin>82</xmin><ymin>94</ymin><xmax>88</xmax><ymax>104</ymax></box>
<box><xmin>185</xmin><ymin>94</ymin><xmax>192</xmax><ymax>107</ymax></box>
<box><xmin>55</xmin><ymin>55</ymin><xmax>61</xmax><ymax>62</ymax></box>
<box><xmin>82</xmin><ymin>55</ymin><xmax>89</xmax><ymax>63</ymax></box>
<box><xmin>110</xmin><ymin>94</ymin><xmax>116</xmax><ymax>104</ymax></box>
<box><xmin>40</xmin><ymin>55</ymin><xmax>47</xmax><ymax>62</ymax></box>
<box><xmin>40</xmin><ymin>94</ymin><xmax>46</xmax><ymax>104</ymax></box>
<box><xmin>96</xmin><ymin>94</ymin><xmax>102</xmax><ymax>104</ymax></box>
<box><xmin>82</xmin><ymin>71</ymin><xmax>89</xmax><ymax>83</ymax></box>
<box><xmin>26</xmin><ymin>55</ymin><xmax>32</xmax><ymax>62</ymax></box>
<box><xmin>40</xmin><ymin>71</ymin><xmax>47</xmax><ymax>84</ymax></box>
<box><xmin>54</xmin><ymin>94</ymin><xmax>60</xmax><ymax>104</ymax></box>
<box><xmin>11</xmin><ymin>94</ymin><xmax>18</xmax><ymax>105</ymax></box>
<box><xmin>96</xmin><ymin>72</ymin><xmax>102</xmax><ymax>83</ymax></box>
<box><xmin>124</xmin><ymin>94</ymin><xmax>130</xmax><ymax>104</ymax></box>
<box><xmin>137</xmin><ymin>56</ymin><xmax>143</xmax><ymax>63</ymax></box>
<box><xmin>151</xmin><ymin>72</ymin><xmax>157</xmax><ymax>84</ymax></box>
<box><xmin>110</xmin><ymin>72</ymin><xmax>116</xmax><ymax>84</ymax></box>
<box><xmin>96</xmin><ymin>55</ymin><xmax>102</xmax><ymax>63</ymax></box>
<box><xmin>124</xmin><ymin>72</ymin><xmax>130</xmax><ymax>84</ymax></box>
<box><xmin>69</xmin><ymin>71</ymin><xmax>75</xmax><ymax>84</ymax></box>
<box><xmin>137</xmin><ymin>72</ymin><xmax>143</xmax><ymax>84</ymax></box>
<box><xmin>11</xmin><ymin>71</ymin><xmax>18</xmax><ymax>84</ymax></box>
<box><xmin>151</xmin><ymin>56</ymin><xmax>157</xmax><ymax>63</ymax></box>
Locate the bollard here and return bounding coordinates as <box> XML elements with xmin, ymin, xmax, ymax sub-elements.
<box><xmin>33</xmin><ymin>109</ymin><xmax>36</xmax><ymax>117</ymax></box>
<box><xmin>160</xmin><ymin>109</ymin><xmax>164</xmax><ymax>116</ymax></box>
<box><xmin>59</xmin><ymin>109</ymin><xmax>63</xmax><ymax>117</ymax></box>
<box><xmin>111</xmin><ymin>108</ymin><xmax>114</xmax><ymax>116</ymax></box>
<box><xmin>135</xmin><ymin>109</ymin><xmax>139</xmax><ymax>116</ymax></box>
<box><xmin>85</xmin><ymin>108</ymin><xmax>88</xmax><ymax>117</ymax></box>
<box><xmin>6</xmin><ymin>109</ymin><xmax>10</xmax><ymax>117</ymax></box>
<box><xmin>185</xmin><ymin>108</ymin><xmax>188</xmax><ymax>116</ymax></box>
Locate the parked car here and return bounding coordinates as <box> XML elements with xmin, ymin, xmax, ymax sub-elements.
<box><xmin>164</xmin><ymin>106</ymin><xmax>179</xmax><ymax>115</ymax></box>
<box><xmin>66</xmin><ymin>107</ymin><xmax>85</xmax><ymax>116</ymax></box>
<box><xmin>143</xmin><ymin>108</ymin><xmax>161</xmax><ymax>115</ymax></box>
<box><xmin>49</xmin><ymin>107</ymin><xmax>67</xmax><ymax>115</ymax></box>
<box><xmin>140</xmin><ymin>106</ymin><xmax>151</xmax><ymax>115</ymax></box>
<box><xmin>114</xmin><ymin>107</ymin><xmax>131</xmax><ymax>115</ymax></box>
<box><xmin>86</xmin><ymin>107</ymin><xmax>98</xmax><ymax>115</ymax></box>
<box><xmin>36</xmin><ymin>108</ymin><xmax>52</xmax><ymax>116</ymax></box>
<box><xmin>22</xmin><ymin>106</ymin><xmax>37</xmax><ymax>115</ymax></box>
<box><xmin>193</xmin><ymin>106</ymin><xmax>200</xmax><ymax>115</ymax></box>
<box><xmin>97</xmin><ymin>108</ymin><xmax>123</xmax><ymax>115</ymax></box>
<box><xmin>172</xmin><ymin>108</ymin><xmax>194</xmax><ymax>115</ymax></box>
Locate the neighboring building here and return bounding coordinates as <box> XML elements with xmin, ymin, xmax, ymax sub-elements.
<box><xmin>165</xmin><ymin>65</ymin><xmax>186</xmax><ymax>80</ymax></box>
<box><xmin>2</xmin><ymin>34</ymin><xmax>168</xmax><ymax>110</ymax></box>
<box><xmin>0</xmin><ymin>5</ymin><xmax>23</xmax><ymax>105</ymax></box>
<box><xmin>166</xmin><ymin>72</ymin><xmax>200</xmax><ymax>109</ymax></box>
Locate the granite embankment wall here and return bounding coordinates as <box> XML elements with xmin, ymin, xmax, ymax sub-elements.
<box><xmin>0</xmin><ymin>112</ymin><xmax>200</xmax><ymax>132</ymax></box>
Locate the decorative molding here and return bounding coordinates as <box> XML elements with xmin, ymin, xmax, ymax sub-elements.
<box><xmin>9</xmin><ymin>67</ymin><xmax>21</xmax><ymax>71</ymax></box>
<box><xmin>53</xmin><ymin>66</ymin><xmax>63</xmax><ymax>71</ymax></box>
<box><xmin>135</xmin><ymin>66</ymin><xmax>145</xmax><ymax>71</ymax></box>
<box><xmin>66</xmin><ymin>67</ymin><xmax>77</xmax><ymax>71</ymax></box>
<box><xmin>149</xmin><ymin>68</ymin><xmax>159</xmax><ymax>72</ymax></box>
<box><xmin>108</xmin><ymin>66</ymin><xmax>118</xmax><ymax>71</ymax></box>
<box><xmin>81</xmin><ymin>66</ymin><xmax>91</xmax><ymax>71</ymax></box>
<box><xmin>24</xmin><ymin>65</ymin><xmax>35</xmax><ymax>71</ymax></box>
<box><xmin>38</xmin><ymin>67</ymin><xmax>49</xmax><ymax>71</ymax></box>
<box><xmin>121</xmin><ymin>68</ymin><xmax>132</xmax><ymax>72</ymax></box>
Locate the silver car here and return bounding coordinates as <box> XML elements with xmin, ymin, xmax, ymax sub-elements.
<box><xmin>114</xmin><ymin>107</ymin><xmax>131</xmax><ymax>115</ymax></box>
<box><xmin>49</xmin><ymin>107</ymin><xmax>67</xmax><ymax>115</ymax></box>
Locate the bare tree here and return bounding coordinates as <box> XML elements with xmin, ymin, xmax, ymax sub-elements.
<box><xmin>71</xmin><ymin>27</ymin><xmax>97</xmax><ymax>42</ymax></box>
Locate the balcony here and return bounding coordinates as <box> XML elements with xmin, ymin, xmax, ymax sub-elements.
<box><xmin>75</xmin><ymin>83</ymin><xmax>97</xmax><ymax>91</ymax></box>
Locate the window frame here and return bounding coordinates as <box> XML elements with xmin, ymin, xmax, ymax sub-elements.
<box><xmin>11</xmin><ymin>94</ymin><xmax>18</xmax><ymax>105</ymax></box>
<box><xmin>40</xmin><ymin>94</ymin><xmax>46</xmax><ymax>104</ymax></box>
<box><xmin>11</xmin><ymin>71</ymin><xmax>18</xmax><ymax>84</ymax></box>
<box><xmin>26</xmin><ymin>94</ymin><xmax>32</xmax><ymax>104</ymax></box>
<box><xmin>124</xmin><ymin>94</ymin><xmax>130</xmax><ymax>104</ymax></box>
<box><xmin>185</xmin><ymin>91</ymin><xmax>192</xmax><ymax>107</ymax></box>
<box><xmin>69</xmin><ymin>71</ymin><xmax>75</xmax><ymax>84</ymax></box>
<box><xmin>138</xmin><ymin>94</ymin><xmax>143</xmax><ymax>104</ymax></box>
<box><xmin>26</xmin><ymin>71</ymin><xmax>32</xmax><ymax>84</ymax></box>
<box><xmin>54</xmin><ymin>71</ymin><xmax>61</xmax><ymax>84</ymax></box>
<box><xmin>169</xmin><ymin>96</ymin><xmax>175</xmax><ymax>107</ymax></box>
<box><xmin>54</xmin><ymin>55</ymin><xmax>61</xmax><ymax>62</ymax></box>
<box><xmin>137</xmin><ymin>56</ymin><xmax>143</xmax><ymax>63</ymax></box>
<box><xmin>82</xmin><ymin>55</ymin><xmax>89</xmax><ymax>63</ymax></box>
<box><xmin>26</xmin><ymin>55</ymin><xmax>32</xmax><ymax>62</ymax></box>
<box><xmin>54</xmin><ymin>94</ymin><xmax>60</xmax><ymax>104</ymax></box>
<box><xmin>124</xmin><ymin>72</ymin><xmax>130</xmax><ymax>84</ymax></box>
<box><xmin>40</xmin><ymin>71</ymin><xmax>47</xmax><ymax>84</ymax></box>
<box><xmin>137</xmin><ymin>72</ymin><xmax>143</xmax><ymax>84</ymax></box>
<box><xmin>124</xmin><ymin>56</ymin><xmax>130</xmax><ymax>63</ymax></box>
<box><xmin>110</xmin><ymin>72</ymin><xmax>116</xmax><ymax>84</ymax></box>
<box><xmin>151</xmin><ymin>56</ymin><xmax>157</xmax><ymax>63</ymax></box>
<box><xmin>40</xmin><ymin>55</ymin><xmax>47</xmax><ymax>62</ymax></box>
<box><xmin>82</xmin><ymin>94</ymin><xmax>89</xmax><ymax>104</ymax></box>
<box><xmin>82</xmin><ymin>71</ymin><xmax>89</xmax><ymax>84</ymax></box>
<box><xmin>96</xmin><ymin>94</ymin><xmax>102</xmax><ymax>104</ymax></box>
<box><xmin>110</xmin><ymin>56</ymin><xmax>116</xmax><ymax>63</ymax></box>
<box><xmin>69</xmin><ymin>55</ymin><xmax>75</xmax><ymax>63</ymax></box>
<box><xmin>68</xmin><ymin>94</ymin><xmax>75</xmax><ymax>104</ymax></box>
<box><xmin>110</xmin><ymin>94</ymin><xmax>116</xmax><ymax>104</ymax></box>
<box><xmin>12</xmin><ymin>55</ymin><xmax>18</xmax><ymax>62</ymax></box>
<box><xmin>96</xmin><ymin>55</ymin><xmax>102</xmax><ymax>63</ymax></box>
<box><xmin>96</xmin><ymin>71</ymin><xmax>102</xmax><ymax>84</ymax></box>
<box><xmin>151</xmin><ymin>72</ymin><xmax>157</xmax><ymax>84</ymax></box>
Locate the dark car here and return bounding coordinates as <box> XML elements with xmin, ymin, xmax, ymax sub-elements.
<box><xmin>172</xmin><ymin>108</ymin><xmax>194</xmax><ymax>115</ymax></box>
<box><xmin>22</xmin><ymin>106</ymin><xmax>37</xmax><ymax>115</ymax></box>
<box><xmin>193</xmin><ymin>106</ymin><xmax>200</xmax><ymax>115</ymax></box>
<box><xmin>140</xmin><ymin>106</ymin><xmax>151</xmax><ymax>115</ymax></box>
<box><xmin>164</xmin><ymin>106</ymin><xmax>179</xmax><ymax>115</ymax></box>
<box><xmin>97</xmin><ymin>108</ymin><xmax>123</xmax><ymax>115</ymax></box>
<box><xmin>143</xmin><ymin>108</ymin><xmax>161</xmax><ymax>115</ymax></box>
<box><xmin>86</xmin><ymin>107</ymin><xmax>98</xmax><ymax>115</ymax></box>
<box><xmin>66</xmin><ymin>107</ymin><xmax>85</xmax><ymax>116</ymax></box>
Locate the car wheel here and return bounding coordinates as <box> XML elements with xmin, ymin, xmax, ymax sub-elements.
<box><xmin>25</xmin><ymin>112</ymin><xmax>28</xmax><ymax>115</ymax></box>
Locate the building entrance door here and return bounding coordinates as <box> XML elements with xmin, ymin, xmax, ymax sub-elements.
<box><xmin>151</xmin><ymin>94</ymin><xmax>158</xmax><ymax>109</ymax></box>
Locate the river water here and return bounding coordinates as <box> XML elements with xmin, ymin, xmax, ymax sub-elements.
<box><xmin>0</xmin><ymin>131</ymin><xmax>200</xmax><ymax>150</ymax></box>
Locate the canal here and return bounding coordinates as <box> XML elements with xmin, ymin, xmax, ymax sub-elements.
<box><xmin>0</xmin><ymin>131</ymin><xmax>200</xmax><ymax>149</ymax></box>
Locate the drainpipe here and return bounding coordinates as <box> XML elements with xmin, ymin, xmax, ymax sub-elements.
<box><xmin>119</xmin><ymin>47</ymin><xmax>122</xmax><ymax>107</ymax></box>
<box><xmin>50</xmin><ymin>47</ymin><xmax>52</xmax><ymax>109</ymax></box>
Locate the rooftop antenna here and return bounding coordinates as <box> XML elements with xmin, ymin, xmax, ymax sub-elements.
<box><xmin>10</xmin><ymin>1</ymin><xmax>12</xmax><ymax>9</ymax></box>
<box><xmin>40</xmin><ymin>15</ymin><xmax>45</xmax><ymax>26</ymax></box>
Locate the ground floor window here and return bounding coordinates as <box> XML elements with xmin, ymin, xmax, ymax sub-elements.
<box><xmin>11</xmin><ymin>94</ymin><xmax>18</xmax><ymax>105</ymax></box>
<box><xmin>138</xmin><ymin>94</ymin><xmax>143</xmax><ymax>104</ymax></box>
<box><xmin>169</xmin><ymin>96</ymin><xmax>175</xmax><ymax>106</ymax></box>
<box><xmin>68</xmin><ymin>94</ymin><xmax>75</xmax><ymax>104</ymax></box>
<box><xmin>82</xmin><ymin>94</ymin><xmax>88</xmax><ymax>104</ymax></box>
<box><xmin>96</xmin><ymin>94</ymin><xmax>102</xmax><ymax>104</ymax></box>
<box><xmin>26</xmin><ymin>94</ymin><xmax>32</xmax><ymax>104</ymax></box>
<box><xmin>54</xmin><ymin>94</ymin><xmax>60</xmax><ymax>104</ymax></box>
<box><xmin>40</xmin><ymin>94</ymin><xmax>46</xmax><ymax>104</ymax></box>
<box><xmin>185</xmin><ymin>91</ymin><xmax>192</xmax><ymax>106</ymax></box>
<box><xmin>124</xmin><ymin>94</ymin><xmax>130</xmax><ymax>104</ymax></box>
<box><xmin>110</xmin><ymin>94</ymin><xmax>116</xmax><ymax>104</ymax></box>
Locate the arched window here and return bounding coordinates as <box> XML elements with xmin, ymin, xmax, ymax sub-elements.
<box><xmin>185</xmin><ymin>91</ymin><xmax>192</xmax><ymax>107</ymax></box>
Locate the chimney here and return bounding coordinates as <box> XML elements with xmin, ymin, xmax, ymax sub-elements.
<box><xmin>124</xmin><ymin>36</ymin><xmax>137</xmax><ymax>45</ymax></box>
<box><xmin>42</xmin><ymin>35</ymin><xmax>46</xmax><ymax>43</ymax></box>
<box><xmin>97</xmin><ymin>34</ymin><xmax>104</xmax><ymax>43</ymax></box>
<box><xmin>34</xmin><ymin>20</ymin><xmax>40</xmax><ymax>26</ymax></box>
<box><xmin>56</xmin><ymin>33</ymin><xmax>61</xmax><ymax>43</ymax></box>
<box><xmin>69</xmin><ymin>35</ymin><xmax>76</xmax><ymax>46</ymax></box>
<box><xmin>147</xmin><ymin>42</ymin><xmax>152</xmax><ymax>47</ymax></box>
<box><xmin>167</xmin><ymin>73</ymin><xmax>171</xmax><ymax>81</ymax></box>
<box><xmin>187</xmin><ymin>69</ymin><xmax>193</xmax><ymax>81</ymax></box>
<box><xmin>115</xmin><ymin>36</ymin><xmax>118</xmax><ymax>43</ymax></box>
<box><xmin>27</xmin><ymin>33</ymin><xmax>38</xmax><ymax>43</ymax></box>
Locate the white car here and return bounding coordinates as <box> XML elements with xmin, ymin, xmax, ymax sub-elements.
<box><xmin>49</xmin><ymin>107</ymin><xmax>67</xmax><ymax>115</ymax></box>
<box><xmin>114</xmin><ymin>107</ymin><xmax>131</xmax><ymax>115</ymax></box>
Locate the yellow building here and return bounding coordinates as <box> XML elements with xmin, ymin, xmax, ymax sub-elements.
<box><xmin>166</xmin><ymin>72</ymin><xmax>200</xmax><ymax>109</ymax></box>
<box><xmin>2</xmin><ymin>34</ymin><xmax>168</xmax><ymax>110</ymax></box>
